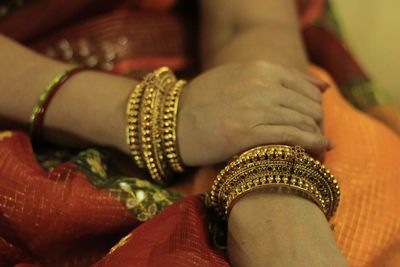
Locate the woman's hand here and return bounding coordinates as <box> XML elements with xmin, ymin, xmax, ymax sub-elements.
<box><xmin>178</xmin><ymin>61</ymin><xmax>329</xmax><ymax>166</ymax></box>
<box><xmin>227</xmin><ymin>191</ymin><xmax>348</xmax><ymax>267</ymax></box>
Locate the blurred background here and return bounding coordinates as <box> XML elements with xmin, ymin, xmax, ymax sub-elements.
<box><xmin>331</xmin><ymin>0</ymin><xmax>400</xmax><ymax>107</ymax></box>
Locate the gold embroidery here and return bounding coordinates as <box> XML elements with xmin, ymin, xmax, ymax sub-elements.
<box><xmin>86</xmin><ymin>157</ymin><xmax>107</xmax><ymax>177</ymax></box>
<box><xmin>119</xmin><ymin>182</ymin><xmax>172</xmax><ymax>222</ymax></box>
<box><xmin>73</xmin><ymin>149</ymin><xmax>182</xmax><ymax>222</ymax></box>
<box><xmin>0</xmin><ymin>131</ymin><xmax>13</xmax><ymax>142</ymax></box>
<box><xmin>109</xmin><ymin>233</ymin><xmax>132</xmax><ymax>254</ymax></box>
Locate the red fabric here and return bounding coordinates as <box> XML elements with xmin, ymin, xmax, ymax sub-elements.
<box><xmin>90</xmin><ymin>67</ymin><xmax>400</xmax><ymax>267</ymax></box>
<box><xmin>93</xmin><ymin>196</ymin><xmax>228</xmax><ymax>267</ymax></box>
<box><xmin>303</xmin><ymin>27</ymin><xmax>368</xmax><ymax>87</ymax></box>
<box><xmin>1</xmin><ymin>1</ymin><xmax>399</xmax><ymax>266</ymax></box>
<box><xmin>0</xmin><ymin>132</ymin><xmax>137</xmax><ymax>266</ymax></box>
<box><xmin>297</xmin><ymin>0</ymin><xmax>325</xmax><ymax>27</ymax></box>
<box><xmin>30</xmin><ymin>9</ymin><xmax>198</xmax><ymax>79</ymax></box>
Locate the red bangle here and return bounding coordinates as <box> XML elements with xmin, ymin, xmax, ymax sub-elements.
<box><xmin>30</xmin><ymin>67</ymin><xmax>86</xmax><ymax>142</ymax></box>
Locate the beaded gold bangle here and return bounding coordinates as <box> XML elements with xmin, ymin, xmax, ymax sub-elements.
<box><xmin>162</xmin><ymin>79</ymin><xmax>186</xmax><ymax>173</ymax></box>
<box><xmin>140</xmin><ymin>67</ymin><xmax>176</xmax><ymax>185</ymax></box>
<box><xmin>126</xmin><ymin>82</ymin><xmax>146</xmax><ymax>169</ymax></box>
<box><xmin>125</xmin><ymin>67</ymin><xmax>187</xmax><ymax>185</ymax></box>
<box><xmin>210</xmin><ymin>145</ymin><xmax>340</xmax><ymax>220</ymax></box>
<box><xmin>30</xmin><ymin>66</ymin><xmax>85</xmax><ymax>141</ymax></box>
<box><xmin>291</xmin><ymin>149</ymin><xmax>340</xmax><ymax>218</ymax></box>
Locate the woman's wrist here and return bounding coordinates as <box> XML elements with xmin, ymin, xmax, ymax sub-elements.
<box><xmin>228</xmin><ymin>191</ymin><xmax>348</xmax><ymax>267</ymax></box>
<box><xmin>44</xmin><ymin>70</ymin><xmax>135</xmax><ymax>152</ymax></box>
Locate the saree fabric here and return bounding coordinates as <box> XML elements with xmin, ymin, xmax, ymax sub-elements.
<box><xmin>1</xmin><ymin>67</ymin><xmax>400</xmax><ymax>267</ymax></box>
<box><xmin>1</xmin><ymin>0</ymin><xmax>400</xmax><ymax>266</ymax></box>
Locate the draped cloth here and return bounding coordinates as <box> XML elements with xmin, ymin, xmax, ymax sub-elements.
<box><xmin>1</xmin><ymin>0</ymin><xmax>400</xmax><ymax>266</ymax></box>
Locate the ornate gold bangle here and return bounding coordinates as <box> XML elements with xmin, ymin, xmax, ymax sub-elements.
<box><xmin>140</xmin><ymin>67</ymin><xmax>176</xmax><ymax>185</ymax></box>
<box><xmin>126</xmin><ymin>66</ymin><xmax>187</xmax><ymax>185</ymax></box>
<box><xmin>210</xmin><ymin>145</ymin><xmax>340</xmax><ymax>220</ymax></box>
<box><xmin>126</xmin><ymin>82</ymin><xmax>146</xmax><ymax>169</ymax></box>
<box><xmin>291</xmin><ymin>149</ymin><xmax>340</xmax><ymax>218</ymax></box>
<box><xmin>162</xmin><ymin>79</ymin><xmax>186</xmax><ymax>173</ymax></box>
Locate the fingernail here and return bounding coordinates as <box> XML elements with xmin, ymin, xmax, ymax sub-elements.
<box><xmin>319</xmin><ymin>81</ymin><xmax>330</xmax><ymax>91</ymax></box>
<box><xmin>308</xmin><ymin>76</ymin><xmax>330</xmax><ymax>91</ymax></box>
<box><xmin>327</xmin><ymin>139</ymin><xmax>336</xmax><ymax>151</ymax></box>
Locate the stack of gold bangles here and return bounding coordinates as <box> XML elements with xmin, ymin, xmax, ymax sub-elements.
<box><xmin>31</xmin><ymin>66</ymin><xmax>341</xmax><ymax>220</ymax></box>
<box><xmin>127</xmin><ymin>67</ymin><xmax>340</xmax><ymax>219</ymax></box>
<box><xmin>210</xmin><ymin>145</ymin><xmax>341</xmax><ymax>220</ymax></box>
<box><xmin>126</xmin><ymin>67</ymin><xmax>187</xmax><ymax>185</ymax></box>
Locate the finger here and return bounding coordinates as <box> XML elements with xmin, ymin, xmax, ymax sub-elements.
<box><xmin>327</xmin><ymin>139</ymin><xmax>336</xmax><ymax>150</ymax></box>
<box><xmin>253</xmin><ymin>105</ymin><xmax>321</xmax><ymax>133</ymax></box>
<box><xmin>289</xmin><ymin>68</ymin><xmax>330</xmax><ymax>92</ymax></box>
<box><xmin>279</xmin><ymin>69</ymin><xmax>322</xmax><ymax>102</ymax></box>
<box><xmin>271</xmin><ymin>87</ymin><xmax>324</xmax><ymax>124</ymax></box>
<box><xmin>242</xmin><ymin>124</ymin><xmax>328</xmax><ymax>157</ymax></box>
<box><xmin>304</xmin><ymin>75</ymin><xmax>330</xmax><ymax>92</ymax></box>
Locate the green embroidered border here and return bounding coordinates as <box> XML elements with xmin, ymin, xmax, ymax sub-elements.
<box><xmin>72</xmin><ymin>149</ymin><xmax>182</xmax><ymax>222</ymax></box>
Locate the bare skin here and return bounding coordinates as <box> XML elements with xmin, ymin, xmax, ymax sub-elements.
<box><xmin>200</xmin><ymin>1</ymin><xmax>347</xmax><ymax>266</ymax></box>
<box><xmin>0</xmin><ymin>0</ymin><xmax>347</xmax><ymax>266</ymax></box>
<box><xmin>228</xmin><ymin>192</ymin><xmax>348</xmax><ymax>267</ymax></box>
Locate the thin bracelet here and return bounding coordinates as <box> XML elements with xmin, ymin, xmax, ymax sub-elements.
<box><xmin>30</xmin><ymin>67</ymin><xmax>86</xmax><ymax>141</ymax></box>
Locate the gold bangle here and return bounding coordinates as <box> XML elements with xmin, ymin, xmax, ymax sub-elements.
<box><xmin>126</xmin><ymin>66</ymin><xmax>187</xmax><ymax>185</ymax></box>
<box><xmin>292</xmin><ymin>150</ymin><xmax>340</xmax><ymax>218</ymax></box>
<box><xmin>211</xmin><ymin>145</ymin><xmax>296</xmax><ymax>217</ymax></box>
<box><xmin>210</xmin><ymin>145</ymin><xmax>340</xmax><ymax>220</ymax></box>
<box><xmin>162</xmin><ymin>79</ymin><xmax>186</xmax><ymax>173</ymax></box>
<box><xmin>126</xmin><ymin>82</ymin><xmax>146</xmax><ymax>169</ymax></box>
<box><xmin>140</xmin><ymin>67</ymin><xmax>176</xmax><ymax>185</ymax></box>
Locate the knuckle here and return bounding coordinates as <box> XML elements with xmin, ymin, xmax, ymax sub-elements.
<box><xmin>281</xmin><ymin>128</ymin><xmax>299</xmax><ymax>144</ymax></box>
<box><xmin>287</xmin><ymin>68</ymin><xmax>301</xmax><ymax>76</ymax></box>
<box><xmin>246</xmin><ymin>79</ymin><xmax>265</xmax><ymax>89</ymax></box>
<box><xmin>303</xmin><ymin>115</ymin><xmax>314</xmax><ymax>124</ymax></box>
<box><xmin>233</xmin><ymin>78</ymin><xmax>251</xmax><ymax>92</ymax></box>
<box><xmin>310</xmin><ymin>134</ymin><xmax>327</xmax><ymax>151</ymax></box>
<box><xmin>300</xmin><ymin>117</ymin><xmax>319</xmax><ymax>133</ymax></box>
<box><xmin>245</xmin><ymin>60</ymin><xmax>269</xmax><ymax>70</ymax></box>
<box><xmin>314</xmin><ymin>106</ymin><xmax>324</xmax><ymax>122</ymax></box>
<box><xmin>242</xmin><ymin>60</ymin><xmax>275</xmax><ymax>77</ymax></box>
<box><xmin>270</xmin><ymin>63</ymin><xmax>285</xmax><ymax>72</ymax></box>
<box><xmin>275</xmin><ymin>111</ymin><xmax>288</xmax><ymax>125</ymax></box>
<box><xmin>238</xmin><ymin>73</ymin><xmax>264</xmax><ymax>89</ymax></box>
<box><xmin>304</xmin><ymin>84</ymin><xmax>323</xmax><ymax>102</ymax></box>
<box><xmin>314</xmin><ymin>89</ymin><xmax>322</xmax><ymax>102</ymax></box>
<box><xmin>284</xmin><ymin>70</ymin><xmax>297</xmax><ymax>82</ymax></box>
<box><xmin>282</xmin><ymin>89</ymin><xmax>297</xmax><ymax>102</ymax></box>
<box><xmin>265</xmin><ymin>106</ymin><xmax>279</xmax><ymax>119</ymax></box>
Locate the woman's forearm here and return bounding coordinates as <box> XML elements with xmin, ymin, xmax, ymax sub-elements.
<box><xmin>228</xmin><ymin>191</ymin><xmax>348</xmax><ymax>267</ymax></box>
<box><xmin>201</xmin><ymin>0</ymin><xmax>308</xmax><ymax>71</ymax></box>
<box><xmin>0</xmin><ymin>34</ymin><xmax>134</xmax><ymax>152</ymax></box>
<box><xmin>200</xmin><ymin>2</ymin><xmax>347</xmax><ymax>266</ymax></box>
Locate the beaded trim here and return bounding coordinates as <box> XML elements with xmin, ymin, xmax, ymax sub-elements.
<box><xmin>162</xmin><ymin>80</ymin><xmax>186</xmax><ymax>173</ymax></box>
<box><xmin>210</xmin><ymin>145</ymin><xmax>340</xmax><ymax>220</ymax></box>
<box><xmin>126</xmin><ymin>83</ymin><xmax>146</xmax><ymax>169</ymax></box>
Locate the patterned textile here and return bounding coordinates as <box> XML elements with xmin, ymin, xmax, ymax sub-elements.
<box><xmin>0</xmin><ymin>1</ymin><xmax>400</xmax><ymax>267</ymax></box>
<box><xmin>93</xmin><ymin>66</ymin><xmax>400</xmax><ymax>267</ymax></box>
